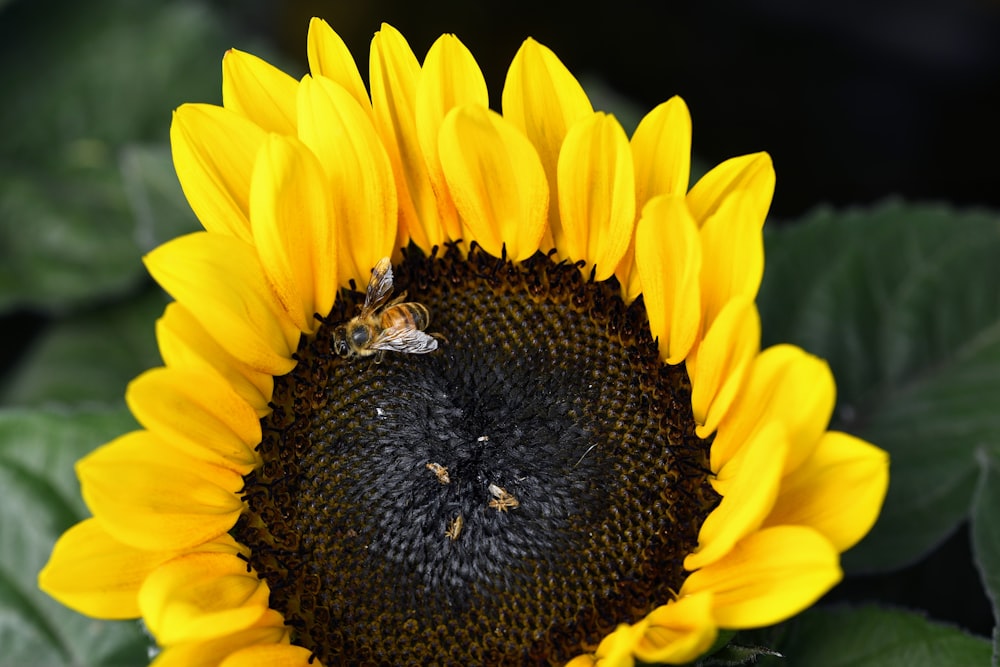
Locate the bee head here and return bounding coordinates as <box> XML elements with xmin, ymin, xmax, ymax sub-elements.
<box><xmin>350</xmin><ymin>324</ymin><xmax>371</xmax><ymax>347</ymax></box>
<box><xmin>332</xmin><ymin>325</ymin><xmax>350</xmax><ymax>357</ymax></box>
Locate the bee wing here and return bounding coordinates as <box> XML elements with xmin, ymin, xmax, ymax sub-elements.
<box><xmin>360</xmin><ymin>257</ymin><xmax>395</xmax><ymax>316</ymax></box>
<box><xmin>370</xmin><ymin>326</ymin><xmax>440</xmax><ymax>354</ymax></box>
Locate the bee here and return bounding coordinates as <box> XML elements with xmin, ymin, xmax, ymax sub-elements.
<box><xmin>333</xmin><ymin>257</ymin><xmax>440</xmax><ymax>362</ymax></box>
<box><xmin>446</xmin><ymin>514</ymin><xmax>464</xmax><ymax>541</ymax></box>
<box><xmin>487</xmin><ymin>483</ymin><xmax>520</xmax><ymax>513</ymax></box>
<box><xmin>426</xmin><ymin>462</ymin><xmax>450</xmax><ymax>484</ymax></box>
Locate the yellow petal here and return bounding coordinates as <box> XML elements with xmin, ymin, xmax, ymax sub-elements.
<box><xmin>126</xmin><ymin>367</ymin><xmax>262</xmax><ymax>474</ymax></box>
<box><xmin>593</xmin><ymin>622</ymin><xmax>643</xmax><ymax>667</ymax></box>
<box><xmin>680</xmin><ymin>526</ymin><xmax>842</xmax><ymax>629</ymax></box>
<box><xmin>140</xmin><ymin>551</ymin><xmax>271</xmax><ymax>645</ymax></box>
<box><xmin>634</xmin><ymin>194</ymin><xmax>702</xmax><ymax>364</ymax></box>
<box><xmin>634</xmin><ymin>592</ymin><xmax>718</xmax><ymax>665</ymax></box>
<box><xmin>143</xmin><ymin>232</ymin><xmax>299</xmax><ymax>376</ymax></box>
<box><xmin>614</xmin><ymin>96</ymin><xmax>693</xmax><ymax>304</ymax></box>
<box><xmin>416</xmin><ymin>33</ymin><xmax>489</xmax><ymax>241</ymax></box>
<box><xmin>297</xmin><ymin>75</ymin><xmax>397</xmax><ymax>288</ymax></box>
<box><xmin>631</xmin><ymin>96</ymin><xmax>692</xmax><ymax>207</ymax></box>
<box><xmin>557</xmin><ymin>113</ymin><xmax>636</xmax><ymax>280</ymax></box>
<box><xmin>306</xmin><ymin>17</ymin><xmax>371</xmax><ymax>113</ymax></box>
<box><xmin>502</xmin><ymin>37</ymin><xmax>593</xmax><ymax>251</ymax></box>
<box><xmin>765</xmin><ymin>431</ymin><xmax>890</xmax><ymax>553</ymax></box>
<box><xmin>157</xmin><ymin>302</ymin><xmax>273</xmax><ymax>416</ymax></box>
<box><xmin>687</xmin><ymin>152</ymin><xmax>775</xmax><ymax>227</ymax></box>
<box><xmin>370</xmin><ymin>23</ymin><xmax>446</xmax><ymax>252</ymax></box>
<box><xmin>221</xmin><ymin>644</ymin><xmax>316</xmax><ymax>667</ymax></box>
<box><xmin>501</xmin><ymin>37</ymin><xmax>593</xmax><ymax>164</ymax></box>
<box><xmin>613</xmin><ymin>240</ymin><xmax>642</xmax><ymax>304</ymax></box>
<box><xmin>222</xmin><ymin>48</ymin><xmax>297</xmax><ymax>135</ymax></box>
<box><xmin>711</xmin><ymin>344</ymin><xmax>835</xmax><ymax>474</ymax></box>
<box><xmin>151</xmin><ymin>610</ymin><xmax>289</xmax><ymax>667</ymax></box>
<box><xmin>38</xmin><ymin>518</ymin><xmax>177</xmax><ymax>619</ymax></box>
<box><xmin>685</xmin><ymin>421</ymin><xmax>787</xmax><ymax>571</ymax></box>
<box><xmin>438</xmin><ymin>105</ymin><xmax>548</xmax><ymax>261</ymax></box>
<box><xmin>698</xmin><ymin>188</ymin><xmax>765</xmax><ymax>330</ymax></box>
<box><xmin>250</xmin><ymin>133</ymin><xmax>335</xmax><ymax>332</ymax></box>
<box><xmin>688</xmin><ymin>298</ymin><xmax>760</xmax><ymax>438</ymax></box>
<box><xmin>170</xmin><ymin>104</ymin><xmax>265</xmax><ymax>243</ymax></box>
<box><xmin>77</xmin><ymin>430</ymin><xmax>244</xmax><ymax>551</ymax></box>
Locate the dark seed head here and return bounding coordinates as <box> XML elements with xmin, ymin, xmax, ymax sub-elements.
<box><xmin>233</xmin><ymin>244</ymin><xmax>719</xmax><ymax>666</ymax></box>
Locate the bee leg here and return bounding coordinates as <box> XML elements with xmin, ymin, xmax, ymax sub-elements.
<box><xmin>431</xmin><ymin>332</ymin><xmax>449</xmax><ymax>345</ymax></box>
<box><xmin>386</xmin><ymin>292</ymin><xmax>408</xmax><ymax>307</ymax></box>
<box><xmin>374</xmin><ymin>350</ymin><xmax>385</xmax><ymax>364</ymax></box>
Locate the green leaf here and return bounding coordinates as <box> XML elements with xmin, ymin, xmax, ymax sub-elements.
<box><xmin>697</xmin><ymin>639</ymin><xmax>781</xmax><ymax>666</ymax></box>
<box><xmin>1</xmin><ymin>288</ymin><xmax>167</xmax><ymax>407</ymax></box>
<box><xmin>0</xmin><ymin>160</ymin><xmax>147</xmax><ymax>313</ymax></box>
<box><xmin>0</xmin><ymin>406</ymin><xmax>147</xmax><ymax>667</ymax></box>
<box><xmin>0</xmin><ymin>0</ymin><xmax>230</xmax><ymax>152</ymax></box>
<box><xmin>119</xmin><ymin>144</ymin><xmax>203</xmax><ymax>251</ymax></box>
<box><xmin>0</xmin><ymin>0</ymin><xmax>229</xmax><ymax>313</ymax></box>
<box><xmin>971</xmin><ymin>449</ymin><xmax>1000</xmax><ymax>664</ymax></box>
<box><xmin>757</xmin><ymin>200</ymin><xmax>1000</xmax><ymax>572</ymax></box>
<box><xmin>748</xmin><ymin>606</ymin><xmax>992</xmax><ymax>667</ymax></box>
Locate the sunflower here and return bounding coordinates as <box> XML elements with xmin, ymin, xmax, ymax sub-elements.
<box><xmin>39</xmin><ymin>19</ymin><xmax>889</xmax><ymax>667</ymax></box>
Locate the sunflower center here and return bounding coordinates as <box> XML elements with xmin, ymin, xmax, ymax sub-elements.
<box><xmin>235</xmin><ymin>245</ymin><xmax>719</xmax><ymax>665</ymax></box>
